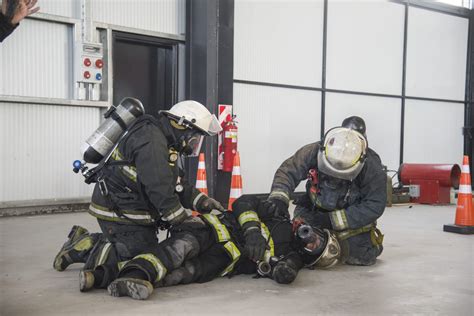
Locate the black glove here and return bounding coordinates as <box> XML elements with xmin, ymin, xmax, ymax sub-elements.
<box><xmin>260</xmin><ymin>199</ymin><xmax>290</xmax><ymax>219</ymax></box>
<box><xmin>243</xmin><ymin>227</ymin><xmax>267</xmax><ymax>262</ymax></box>
<box><xmin>197</xmin><ymin>196</ymin><xmax>225</xmax><ymax>213</ymax></box>
<box><xmin>312</xmin><ymin>211</ymin><xmax>332</xmax><ymax>230</ymax></box>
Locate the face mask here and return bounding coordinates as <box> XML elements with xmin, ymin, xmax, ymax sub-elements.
<box><xmin>296</xmin><ymin>224</ymin><xmax>327</xmax><ymax>257</ymax></box>
<box><xmin>180</xmin><ymin>132</ymin><xmax>203</xmax><ymax>157</ymax></box>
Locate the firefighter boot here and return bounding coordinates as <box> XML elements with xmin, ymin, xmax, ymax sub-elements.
<box><xmin>79</xmin><ymin>270</ymin><xmax>95</xmax><ymax>292</ymax></box>
<box><xmin>108</xmin><ymin>253</ymin><xmax>169</xmax><ymax>300</ymax></box>
<box><xmin>107</xmin><ymin>278</ymin><xmax>154</xmax><ymax>300</ymax></box>
<box><xmin>53</xmin><ymin>225</ymin><xmax>97</xmax><ymax>271</ymax></box>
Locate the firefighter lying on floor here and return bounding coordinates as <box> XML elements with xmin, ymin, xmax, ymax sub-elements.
<box><xmin>53</xmin><ymin>195</ymin><xmax>340</xmax><ymax>299</ymax></box>
<box><xmin>156</xmin><ymin>194</ymin><xmax>341</xmax><ymax>289</ymax></box>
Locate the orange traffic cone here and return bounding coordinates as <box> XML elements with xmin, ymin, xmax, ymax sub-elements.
<box><xmin>196</xmin><ymin>153</ymin><xmax>208</xmax><ymax>195</ymax></box>
<box><xmin>228</xmin><ymin>152</ymin><xmax>243</xmax><ymax>211</ymax></box>
<box><xmin>444</xmin><ymin>155</ymin><xmax>474</xmax><ymax>234</ymax></box>
<box><xmin>192</xmin><ymin>153</ymin><xmax>208</xmax><ymax>217</ymax></box>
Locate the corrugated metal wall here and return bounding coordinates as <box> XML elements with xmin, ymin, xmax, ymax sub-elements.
<box><xmin>234</xmin><ymin>0</ymin><xmax>469</xmax><ymax>194</ymax></box>
<box><xmin>234</xmin><ymin>84</ymin><xmax>320</xmax><ymax>194</ymax></box>
<box><xmin>92</xmin><ymin>0</ymin><xmax>186</xmax><ymax>35</ymax></box>
<box><xmin>0</xmin><ymin>0</ymin><xmax>185</xmax><ymax>204</ymax></box>
<box><xmin>234</xmin><ymin>0</ymin><xmax>324</xmax><ymax>87</ymax></box>
<box><xmin>35</xmin><ymin>0</ymin><xmax>79</xmax><ymax>18</ymax></box>
<box><xmin>406</xmin><ymin>7</ymin><xmax>468</xmax><ymax>100</ymax></box>
<box><xmin>324</xmin><ymin>93</ymin><xmax>402</xmax><ymax>171</ymax></box>
<box><xmin>0</xmin><ymin>103</ymin><xmax>99</xmax><ymax>201</ymax></box>
<box><xmin>326</xmin><ymin>0</ymin><xmax>405</xmax><ymax>95</ymax></box>
<box><xmin>234</xmin><ymin>0</ymin><xmax>324</xmax><ymax>193</ymax></box>
<box><xmin>0</xmin><ymin>19</ymin><xmax>73</xmax><ymax>98</ymax></box>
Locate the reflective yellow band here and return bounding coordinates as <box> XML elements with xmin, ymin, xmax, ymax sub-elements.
<box><xmin>330</xmin><ymin>209</ymin><xmax>349</xmax><ymax>231</ymax></box>
<box><xmin>162</xmin><ymin>205</ymin><xmax>186</xmax><ymax>222</ymax></box>
<box><xmin>111</xmin><ymin>148</ymin><xmax>124</xmax><ymax>161</ymax></box>
<box><xmin>88</xmin><ymin>203</ymin><xmax>154</xmax><ymax>224</ymax></box>
<box><xmin>121</xmin><ymin>166</ymin><xmax>137</xmax><ymax>182</ymax></box>
<box><xmin>117</xmin><ymin>260</ymin><xmax>129</xmax><ymax>270</ymax></box>
<box><xmin>202</xmin><ymin>214</ymin><xmax>231</xmax><ymax>242</ymax></box>
<box><xmin>260</xmin><ymin>223</ymin><xmax>275</xmax><ymax>261</ymax></box>
<box><xmin>221</xmin><ymin>241</ymin><xmax>241</xmax><ymax>276</ymax></box>
<box><xmin>193</xmin><ymin>192</ymin><xmax>205</xmax><ymax>210</ymax></box>
<box><xmin>370</xmin><ymin>227</ymin><xmax>384</xmax><ymax>246</ymax></box>
<box><xmin>268</xmin><ymin>190</ymin><xmax>290</xmax><ymax>204</ymax></box>
<box><xmin>97</xmin><ymin>242</ymin><xmax>112</xmax><ymax>266</ymax></box>
<box><xmin>134</xmin><ymin>253</ymin><xmax>168</xmax><ymax>282</ymax></box>
<box><xmin>111</xmin><ymin>148</ymin><xmax>137</xmax><ymax>182</ymax></box>
<box><xmin>335</xmin><ymin>223</ymin><xmax>375</xmax><ymax>241</ymax></box>
<box><xmin>238</xmin><ymin>211</ymin><xmax>260</xmax><ymax>227</ymax></box>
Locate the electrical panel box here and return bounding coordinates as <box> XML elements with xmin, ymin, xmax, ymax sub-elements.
<box><xmin>409</xmin><ymin>185</ymin><xmax>420</xmax><ymax>198</ymax></box>
<box><xmin>74</xmin><ymin>42</ymin><xmax>104</xmax><ymax>85</ymax></box>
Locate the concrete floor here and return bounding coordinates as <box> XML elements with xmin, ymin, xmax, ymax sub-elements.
<box><xmin>0</xmin><ymin>204</ymin><xmax>473</xmax><ymax>315</ymax></box>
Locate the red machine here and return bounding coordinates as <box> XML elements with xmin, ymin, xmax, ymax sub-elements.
<box><xmin>399</xmin><ymin>164</ymin><xmax>461</xmax><ymax>204</ymax></box>
<box><xmin>222</xmin><ymin>118</ymin><xmax>238</xmax><ymax>172</ymax></box>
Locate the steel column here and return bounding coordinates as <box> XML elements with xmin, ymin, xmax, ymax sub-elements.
<box><xmin>464</xmin><ymin>8</ymin><xmax>474</xmax><ymax>187</ymax></box>
<box><xmin>186</xmin><ymin>0</ymin><xmax>234</xmax><ymax>201</ymax></box>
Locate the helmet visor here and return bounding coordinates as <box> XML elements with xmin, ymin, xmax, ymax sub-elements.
<box><xmin>206</xmin><ymin>114</ymin><xmax>222</xmax><ymax>136</ymax></box>
<box><xmin>186</xmin><ymin>134</ymin><xmax>204</xmax><ymax>157</ymax></box>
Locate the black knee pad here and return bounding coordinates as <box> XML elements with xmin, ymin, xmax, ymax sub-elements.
<box><xmin>232</xmin><ymin>195</ymin><xmax>260</xmax><ymax>213</ymax></box>
<box><xmin>161</xmin><ymin>233</ymin><xmax>201</xmax><ymax>270</ymax></box>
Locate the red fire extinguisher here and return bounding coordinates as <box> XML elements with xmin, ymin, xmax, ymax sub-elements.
<box><xmin>222</xmin><ymin>116</ymin><xmax>238</xmax><ymax>172</ymax></box>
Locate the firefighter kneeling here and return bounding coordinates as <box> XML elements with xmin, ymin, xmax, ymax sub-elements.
<box><xmin>264</xmin><ymin>117</ymin><xmax>385</xmax><ymax>266</ymax></box>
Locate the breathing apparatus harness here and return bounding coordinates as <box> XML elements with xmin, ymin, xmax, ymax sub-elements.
<box><xmin>73</xmin><ymin>115</ymin><xmax>175</xmax><ymax>229</ymax></box>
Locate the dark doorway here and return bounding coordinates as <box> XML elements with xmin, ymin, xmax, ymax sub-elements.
<box><xmin>113</xmin><ymin>32</ymin><xmax>179</xmax><ymax>117</ymax></box>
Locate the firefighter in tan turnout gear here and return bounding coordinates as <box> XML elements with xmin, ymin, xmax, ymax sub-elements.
<box><xmin>53</xmin><ymin>99</ymin><xmax>224</xmax><ymax>300</ymax></box>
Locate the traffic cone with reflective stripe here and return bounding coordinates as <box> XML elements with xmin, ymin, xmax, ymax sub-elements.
<box><xmin>196</xmin><ymin>153</ymin><xmax>208</xmax><ymax>195</ymax></box>
<box><xmin>228</xmin><ymin>152</ymin><xmax>243</xmax><ymax>211</ymax></box>
<box><xmin>193</xmin><ymin>153</ymin><xmax>208</xmax><ymax>217</ymax></box>
<box><xmin>444</xmin><ymin>155</ymin><xmax>474</xmax><ymax>234</ymax></box>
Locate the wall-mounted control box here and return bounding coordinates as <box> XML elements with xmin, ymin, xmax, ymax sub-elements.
<box><xmin>74</xmin><ymin>42</ymin><xmax>104</xmax><ymax>100</ymax></box>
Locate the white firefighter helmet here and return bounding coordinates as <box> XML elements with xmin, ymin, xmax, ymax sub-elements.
<box><xmin>317</xmin><ymin>127</ymin><xmax>368</xmax><ymax>181</ymax></box>
<box><xmin>160</xmin><ymin>101</ymin><xmax>222</xmax><ymax>136</ymax></box>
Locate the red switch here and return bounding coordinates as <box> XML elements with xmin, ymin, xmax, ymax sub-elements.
<box><xmin>95</xmin><ymin>59</ymin><xmax>103</xmax><ymax>69</ymax></box>
<box><xmin>83</xmin><ymin>58</ymin><xmax>91</xmax><ymax>67</ymax></box>
<box><xmin>84</xmin><ymin>71</ymin><xmax>91</xmax><ymax>79</ymax></box>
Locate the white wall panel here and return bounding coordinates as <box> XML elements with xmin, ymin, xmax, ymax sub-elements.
<box><xmin>406</xmin><ymin>7</ymin><xmax>468</xmax><ymax>100</ymax></box>
<box><xmin>326</xmin><ymin>0</ymin><xmax>404</xmax><ymax>95</ymax></box>
<box><xmin>234</xmin><ymin>0</ymin><xmax>324</xmax><ymax>87</ymax></box>
<box><xmin>0</xmin><ymin>103</ymin><xmax>100</xmax><ymax>202</ymax></box>
<box><xmin>35</xmin><ymin>0</ymin><xmax>78</xmax><ymax>18</ymax></box>
<box><xmin>92</xmin><ymin>0</ymin><xmax>185</xmax><ymax>35</ymax></box>
<box><xmin>0</xmin><ymin>19</ymin><xmax>72</xmax><ymax>99</ymax></box>
<box><xmin>325</xmin><ymin>93</ymin><xmax>401</xmax><ymax>171</ymax></box>
<box><xmin>404</xmin><ymin>100</ymin><xmax>464</xmax><ymax>165</ymax></box>
<box><xmin>234</xmin><ymin>83</ymin><xmax>321</xmax><ymax>194</ymax></box>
